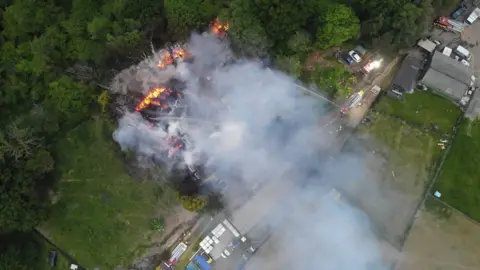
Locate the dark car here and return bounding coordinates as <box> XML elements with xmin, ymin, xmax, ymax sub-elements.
<box><xmin>49</xmin><ymin>250</ymin><xmax>57</xmax><ymax>267</ymax></box>
<box><xmin>342</xmin><ymin>54</ymin><xmax>354</xmax><ymax>65</ymax></box>
<box><xmin>451</xmin><ymin>5</ymin><xmax>467</xmax><ymax>19</ymax></box>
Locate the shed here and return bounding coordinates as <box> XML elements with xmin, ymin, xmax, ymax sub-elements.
<box><xmin>421</xmin><ymin>51</ymin><xmax>473</xmax><ymax>102</ymax></box>
<box><xmin>417</xmin><ymin>39</ymin><xmax>437</xmax><ymax>53</ymax></box>
<box><xmin>390</xmin><ymin>54</ymin><xmax>423</xmax><ymax>93</ymax></box>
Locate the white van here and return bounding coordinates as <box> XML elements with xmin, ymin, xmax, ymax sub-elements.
<box><xmin>455</xmin><ymin>45</ymin><xmax>472</xmax><ymax>61</ymax></box>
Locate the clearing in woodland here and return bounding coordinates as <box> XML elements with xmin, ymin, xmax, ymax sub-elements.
<box><xmin>39</xmin><ymin>118</ymin><xmax>176</xmax><ymax>269</ymax></box>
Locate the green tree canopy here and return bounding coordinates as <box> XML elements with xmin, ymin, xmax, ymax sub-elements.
<box><xmin>316</xmin><ymin>4</ymin><xmax>360</xmax><ymax>49</ymax></box>
<box><xmin>164</xmin><ymin>0</ymin><xmax>222</xmax><ymax>40</ymax></box>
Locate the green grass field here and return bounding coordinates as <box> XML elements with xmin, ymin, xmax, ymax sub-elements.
<box><xmin>433</xmin><ymin>119</ymin><xmax>480</xmax><ymax>221</ymax></box>
<box><xmin>359</xmin><ymin>113</ymin><xmax>442</xmax><ymax>184</ymax></box>
<box><xmin>375</xmin><ymin>91</ymin><xmax>462</xmax><ymax>133</ymax></box>
<box><xmin>40</xmin><ymin>119</ymin><xmax>164</xmax><ymax>269</ymax></box>
<box><xmin>35</xmin><ymin>234</ymin><xmax>72</xmax><ymax>270</ymax></box>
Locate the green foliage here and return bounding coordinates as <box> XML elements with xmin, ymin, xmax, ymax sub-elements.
<box><xmin>316</xmin><ymin>4</ymin><xmax>360</xmax><ymax>49</ymax></box>
<box><xmin>354</xmin><ymin>0</ymin><xmax>433</xmax><ymax>51</ymax></box>
<box><xmin>221</xmin><ymin>0</ymin><xmax>272</xmax><ymax>56</ymax></box>
<box><xmin>434</xmin><ymin>119</ymin><xmax>480</xmax><ymax>222</ymax></box>
<box><xmin>164</xmin><ymin>0</ymin><xmax>222</xmax><ymax>39</ymax></box>
<box><xmin>97</xmin><ymin>90</ymin><xmax>110</xmax><ymax>114</ymax></box>
<box><xmin>375</xmin><ymin>91</ymin><xmax>462</xmax><ymax>133</ymax></box>
<box><xmin>307</xmin><ymin>65</ymin><xmax>356</xmax><ymax>99</ymax></box>
<box><xmin>275</xmin><ymin>55</ymin><xmax>302</xmax><ymax>78</ymax></box>
<box><xmin>179</xmin><ymin>194</ymin><xmax>208</xmax><ymax>212</ymax></box>
<box><xmin>46</xmin><ymin>76</ymin><xmax>93</xmax><ymax>122</ymax></box>
<box><xmin>0</xmin><ymin>233</ymin><xmax>43</xmax><ymax>270</ymax></box>
<box><xmin>150</xmin><ymin>217</ymin><xmax>165</xmax><ymax>232</ymax></box>
<box><xmin>287</xmin><ymin>31</ymin><xmax>313</xmax><ymax>56</ymax></box>
<box><xmin>0</xmin><ymin>121</ymin><xmax>52</xmax><ymax>232</ymax></box>
<box><xmin>42</xmin><ymin>120</ymin><xmax>162</xmax><ymax>268</ymax></box>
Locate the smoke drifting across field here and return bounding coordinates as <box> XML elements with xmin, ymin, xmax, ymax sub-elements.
<box><xmin>110</xmin><ymin>34</ymin><xmax>392</xmax><ymax>269</ymax></box>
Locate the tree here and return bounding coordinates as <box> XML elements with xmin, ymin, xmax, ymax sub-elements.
<box><xmin>2</xmin><ymin>0</ymin><xmax>62</xmax><ymax>40</ymax></box>
<box><xmin>315</xmin><ymin>4</ymin><xmax>360</xmax><ymax>49</ymax></box>
<box><xmin>179</xmin><ymin>194</ymin><xmax>208</xmax><ymax>212</ymax></box>
<box><xmin>252</xmin><ymin>0</ymin><xmax>312</xmax><ymax>47</ymax></box>
<box><xmin>164</xmin><ymin>0</ymin><xmax>222</xmax><ymax>39</ymax></box>
<box><xmin>45</xmin><ymin>76</ymin><xmax>93</xmax><ymax>122</ymax></box>
<box><xmin>275</xmin><ymin>55</ymin><xmax>302</xmax><ymax>78</ymax></box>
<box><xmin>221</xmin><ymin>0</ymin><xmax>272</xmax><ymax>56</ymax></box>
<box><xmin>309</xmin><ymin>65</ymin><xmax>355</xmax><ymax>98</ymax></box>
<box><xmin>0</xmin><ymin>233</ymin><xmax>43</xmax><ymax>270</ymax></box>
<box><xmin>287</xmin><ymin>31</ymin><xmax>313</xmax><ymax>56</ymax></box>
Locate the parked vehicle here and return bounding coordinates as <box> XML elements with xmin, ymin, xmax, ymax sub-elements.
<box><xmin>348</xmin><ymin>50</ymin><xmax>361</xmax><ymax>63</ymax></box>
<box><xmin>455</xmin><ymin>45</ymin><xmax>472</xmax><ymax>61</ymax></box>
<box><xmin>451</xmin><ymin>5</ymin><xmax>467</xmax><ymax>19</ymax></box>
<box><xmin>466</xmin><ymin>7</ymin><xmax>480</xmax><ymax>24</ymax></box>
<box><xmin>435</xmin><ymin>17</ymin><xmax>466</xmax><ymax>33</ymax></box>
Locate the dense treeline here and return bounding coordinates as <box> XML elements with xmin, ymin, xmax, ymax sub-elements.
<box><xmin>0</xmin><ymin>0</ymin><xmax>451</xmax><ymax>267</ymax></box>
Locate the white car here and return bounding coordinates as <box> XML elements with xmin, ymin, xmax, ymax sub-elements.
<box><xmin>348</xmin><ymin>50</ymin><xmax>361</xmax><ymax>63</ymax></box>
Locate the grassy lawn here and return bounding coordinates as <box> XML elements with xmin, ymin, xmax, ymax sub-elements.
<box><xmin>375</xmin><ymin>90</ymin><xmax>462</xmax><ymax>133</ymax></box>
<box><xmin>359</xmin><ymin>113</ymin><xmax>442</xmax><ymax>183</ymax></box>
<box><xmin>40</xmin><ymin>118</ymin><xmax>163</xmax><ymax>269</ymax></box>
<box><xmin>433</xmin><ymin>119</ymin><xmax>480</xmax><ymax>222</ymax></box>
<box><xmin>35</xmin><ymin>234</ymin><xmax>72</xmax><ymax>270</ymax></box>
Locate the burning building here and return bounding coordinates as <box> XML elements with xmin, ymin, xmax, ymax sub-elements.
<box><xmin>209</xmin><ymin>17</ymin><xmax>229</xmax><ymax>39</ymax></box>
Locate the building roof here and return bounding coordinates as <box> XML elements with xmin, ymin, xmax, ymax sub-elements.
<box><xmin>391</xmin><ymin>55</ymin><xmax>422</xmax><ymax>92</ymax></box>
<box><xmin>421</xmin><ymin>51</ymin><xmax>473</xmax><ymax>101</ymax></box>
<box><xmin>421</xmin><ymin>69</ymin><xmax>468</xmax><ymax>101</ymax></box>
<box><xmin>466</xmin><ymin>90</ymin><xmax>480</xmax><ymax>119</ymax></box>
<box><xmin>417</xmin><ymin>39</ymin><xmax>437</xmax><ymax>53</ymax></box>
<box><xmin>430</xmin><ymin>51</ymin><xmax>473</xmax><ymax>84</ymax></box>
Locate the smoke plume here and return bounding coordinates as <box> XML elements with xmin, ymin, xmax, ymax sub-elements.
<box><xmin>111</xmin><ymin>33</ymin><xmax>394</xmax><ymax>269</ymax></box>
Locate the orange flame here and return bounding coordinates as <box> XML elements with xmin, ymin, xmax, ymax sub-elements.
<box><xmin>172</xmin><ymin>48</ymin><xmax>187</xmax><ymax>60</ymax></box>
<box><xmin>210</xmin><ymin>18</ymin><xmax>229</xmax><ymax>37</ymax></box>
<box><xmin>135</xmin><ymin>87</ymin><xmax>166</xmax><ymax>112</ymax></box>
<box><xmin>157</xmin><ymin>52</ymin><xmax>174</xmax><ymax>68</ymax></box>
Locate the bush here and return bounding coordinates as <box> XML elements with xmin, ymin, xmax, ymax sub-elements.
<box><xmin>179</xmin><ymin>195</ymin><xmax>208</xmax><ymax>212</ymax></box>
<box><xmin>150</xmin><ymin>217</ymin><xmax>165</xmax><ymax>233</ymax></box>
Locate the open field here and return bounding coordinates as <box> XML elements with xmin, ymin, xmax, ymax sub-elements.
<box><xmin>40</xmin><ymin>119</ymin><xmax>164</xmax><ymax>269</ymax></box>
<box><xmin>349</xmin><ymin>114</ymin><xmax>442</xmax><ymax>248</ymax></box>
<box><xmin>433</xmin><ymin>119</ymin><xmax>480</xmax><ymax>222</ymax></box>
<box><xmin>375</xmin><ymin>91</ymin><xmax>462</xmax><ymax>133</ymax></box>
<box><xmin>396</xmin><ymin>196</ymin><xmax>480</xmax><ymax>270</ymax></box>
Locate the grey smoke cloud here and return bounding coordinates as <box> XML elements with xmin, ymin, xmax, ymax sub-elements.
<box><xmin>111</xmin><ymin>33</ymin><xmax>391</xmax><ymax>269</ymax></box>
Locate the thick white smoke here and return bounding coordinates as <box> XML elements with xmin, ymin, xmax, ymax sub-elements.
<box><xmin>111</xmin><ymin>33</ymin><xmax>393</xmax><ymax>269</ymax></box>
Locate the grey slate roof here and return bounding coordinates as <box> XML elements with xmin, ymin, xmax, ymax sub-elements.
<box><xmin>421</xmin><ymin>69</ymin><xmax>468</xmax><ymax>101</ymax></box>
<box><xmin>421</xmin><ymin>51</ymin><xmax>473</xmax><ymax>101</ymax></box>
<box><xmin>391</xmin><ymin>55</ymin><xmax>422</xmax><ymax>92</ymax></box>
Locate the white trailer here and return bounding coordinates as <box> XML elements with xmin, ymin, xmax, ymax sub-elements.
<box><xmin>455</xmin><ymin>45</ymin><xmax>472</xmax><ymax>60</ymax></box>
<box><xmin>466</xmin><ymin>7</ymin><xmax>480</xmax><ymax>24</ymax></box>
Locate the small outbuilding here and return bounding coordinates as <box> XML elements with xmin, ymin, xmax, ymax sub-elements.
<box><xmin>417</xmin><ymin>38</ymin><xmax>437</xmax><ymax>53</ymax></box>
